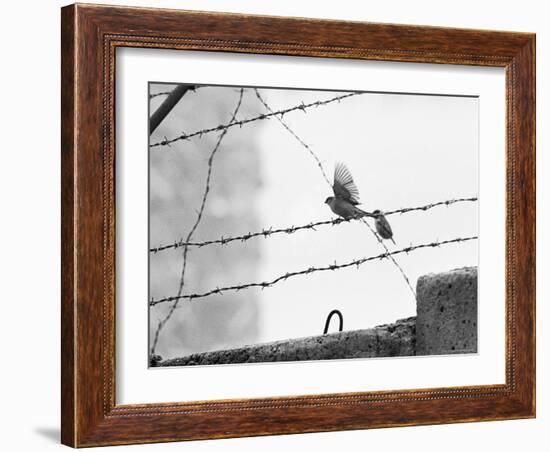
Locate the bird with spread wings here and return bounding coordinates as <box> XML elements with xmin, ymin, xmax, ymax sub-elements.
<box><xmin>324</xmin><ymin>162</ymin><xmax>371</xmax><ymax>220</ymax></box>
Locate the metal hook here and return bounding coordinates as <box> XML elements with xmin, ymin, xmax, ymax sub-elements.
<box><xmin>323</xmin><ymin>309</ymin><xmax>344</xmax><ymax>334</ymax></box>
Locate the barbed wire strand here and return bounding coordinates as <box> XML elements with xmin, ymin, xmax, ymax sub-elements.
<box><xmin>254</xmin><ymin>89</ymin><xmax>332</xmax><ymax>186</ymax></box>
<box><xmin>149</xmin><ymin>236</ymin><xmax>478</xmax><ymax>305</ymax></box>
<box><xmin>150</xmin><ymin>92</ymin><xmax>362</xmax><ymax>148</ymax></box>
<box><xmin>253</xmin><ymin>88</ymin><xmax>419</xmax><ymax>302</ymax></box>
<box><xmin>149</xmin><ymin>197</ymin><xmax>477</xmax><ymax>253</ymax></box>
<box><xmin>150</xmin><ymin>89</ymin><xmax>245</xmax><ymax>356</ymax></box>
<box><xmin>385</xmin><ymin>197</ymin><xmax>477</xmax><ymax>215</ymax></box>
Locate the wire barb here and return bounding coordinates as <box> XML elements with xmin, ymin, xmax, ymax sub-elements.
<box><xmin>150</xmin><ymin>236</ymin><xmax>478</xmax><ymax>305</ymax></box>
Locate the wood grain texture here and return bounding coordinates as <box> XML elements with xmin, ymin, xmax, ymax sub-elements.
<box><xmin>60</xmin><ymin>3</ymin><xmax>536</xmax><ymax>447</ymax></box>
<box><xmin>60</xmin><ymin>5</ymin><xmax>76</xmax><ymax>446</ymax></box>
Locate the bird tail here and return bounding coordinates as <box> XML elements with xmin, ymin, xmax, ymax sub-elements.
<box><xmin>355</xmin><ymin>207</ymin><xmax>373</xmax><ymax>218</ymax></box>
<box><xmin>390</xmin><ymin>237</ymin><xmax>396</xmax><ymax>245</ymax></box>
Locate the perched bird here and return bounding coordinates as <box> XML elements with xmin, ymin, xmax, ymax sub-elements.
<box><xmin>373</xmin><ymin>209</ymin><xmax>396</xmax><ymax>245</ymax></box>
<box><xmin>325</xmin><ymin>162</ymin><xmax>370</xmax><ymax>219</ymax></box>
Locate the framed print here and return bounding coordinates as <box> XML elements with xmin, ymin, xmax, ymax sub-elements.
<box><xmin>61</xmin><ymin>4</ymin><xmax>535</xmax><ymax>447</ymax></box>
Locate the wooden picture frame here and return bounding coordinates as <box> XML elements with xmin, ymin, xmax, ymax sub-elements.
<box><xmin>61</xmin><ymin>3</ymin><xmax>535</xmax><ymax>447</ymax></box>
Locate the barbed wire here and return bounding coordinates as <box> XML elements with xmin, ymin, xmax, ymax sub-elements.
<box><xmin>150</xmin><ymin>92</ymin><xmax>362</xmax><ymax>148</ymax></box>
<box><xmin>149</xmin><ymin>236</ymin><xmax>478</xmax><ymax>305</ymax></box>
<box><xmin>149</xmin><ymin>196</ymin><xmax>477</xmax><ymax>253</ymax></box>
<box><xmin>150</xmin><ymin>218</ymin><xmax>350</xmax><ymax>253</ymax></box>
<box><xmin>254</xmin><ymin>89</ymin><xmax>332</xmax><ymax>186</ymax></box>
<box><xmin>385</xmin><ymin>197</ymin><xmax>477</xmax><ymax>215</ymax></box>
<box><xmin>150</xmin><ymin>89</ymin><xmax>245</xmax><ymax>356</ymax></box>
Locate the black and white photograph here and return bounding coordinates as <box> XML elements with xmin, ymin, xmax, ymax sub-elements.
<box><xmin>148</xmin><ymin>83</ymin><xmax>479</xmax><ymax>367</ymax></box>
<box><xmin>1</xmin><ymin>0</ymin><xmax>543</xmax><ymax>449</ymax></box>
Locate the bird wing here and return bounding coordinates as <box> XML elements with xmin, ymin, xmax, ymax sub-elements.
<box><xmin>379</xmin><ymin>216</ymin><xmax>393</xmax><ymax>237</ymax></box>
<box><xmin>333</xmin><ymin>162</ymin><xmax>361</xmax><ymax>205</ymax></box>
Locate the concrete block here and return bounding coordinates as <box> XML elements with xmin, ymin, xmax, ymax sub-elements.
<box><xmin>416</xmin><ymin>266</ymin><xmax>477</xmax><ymax>356</ymax></box>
